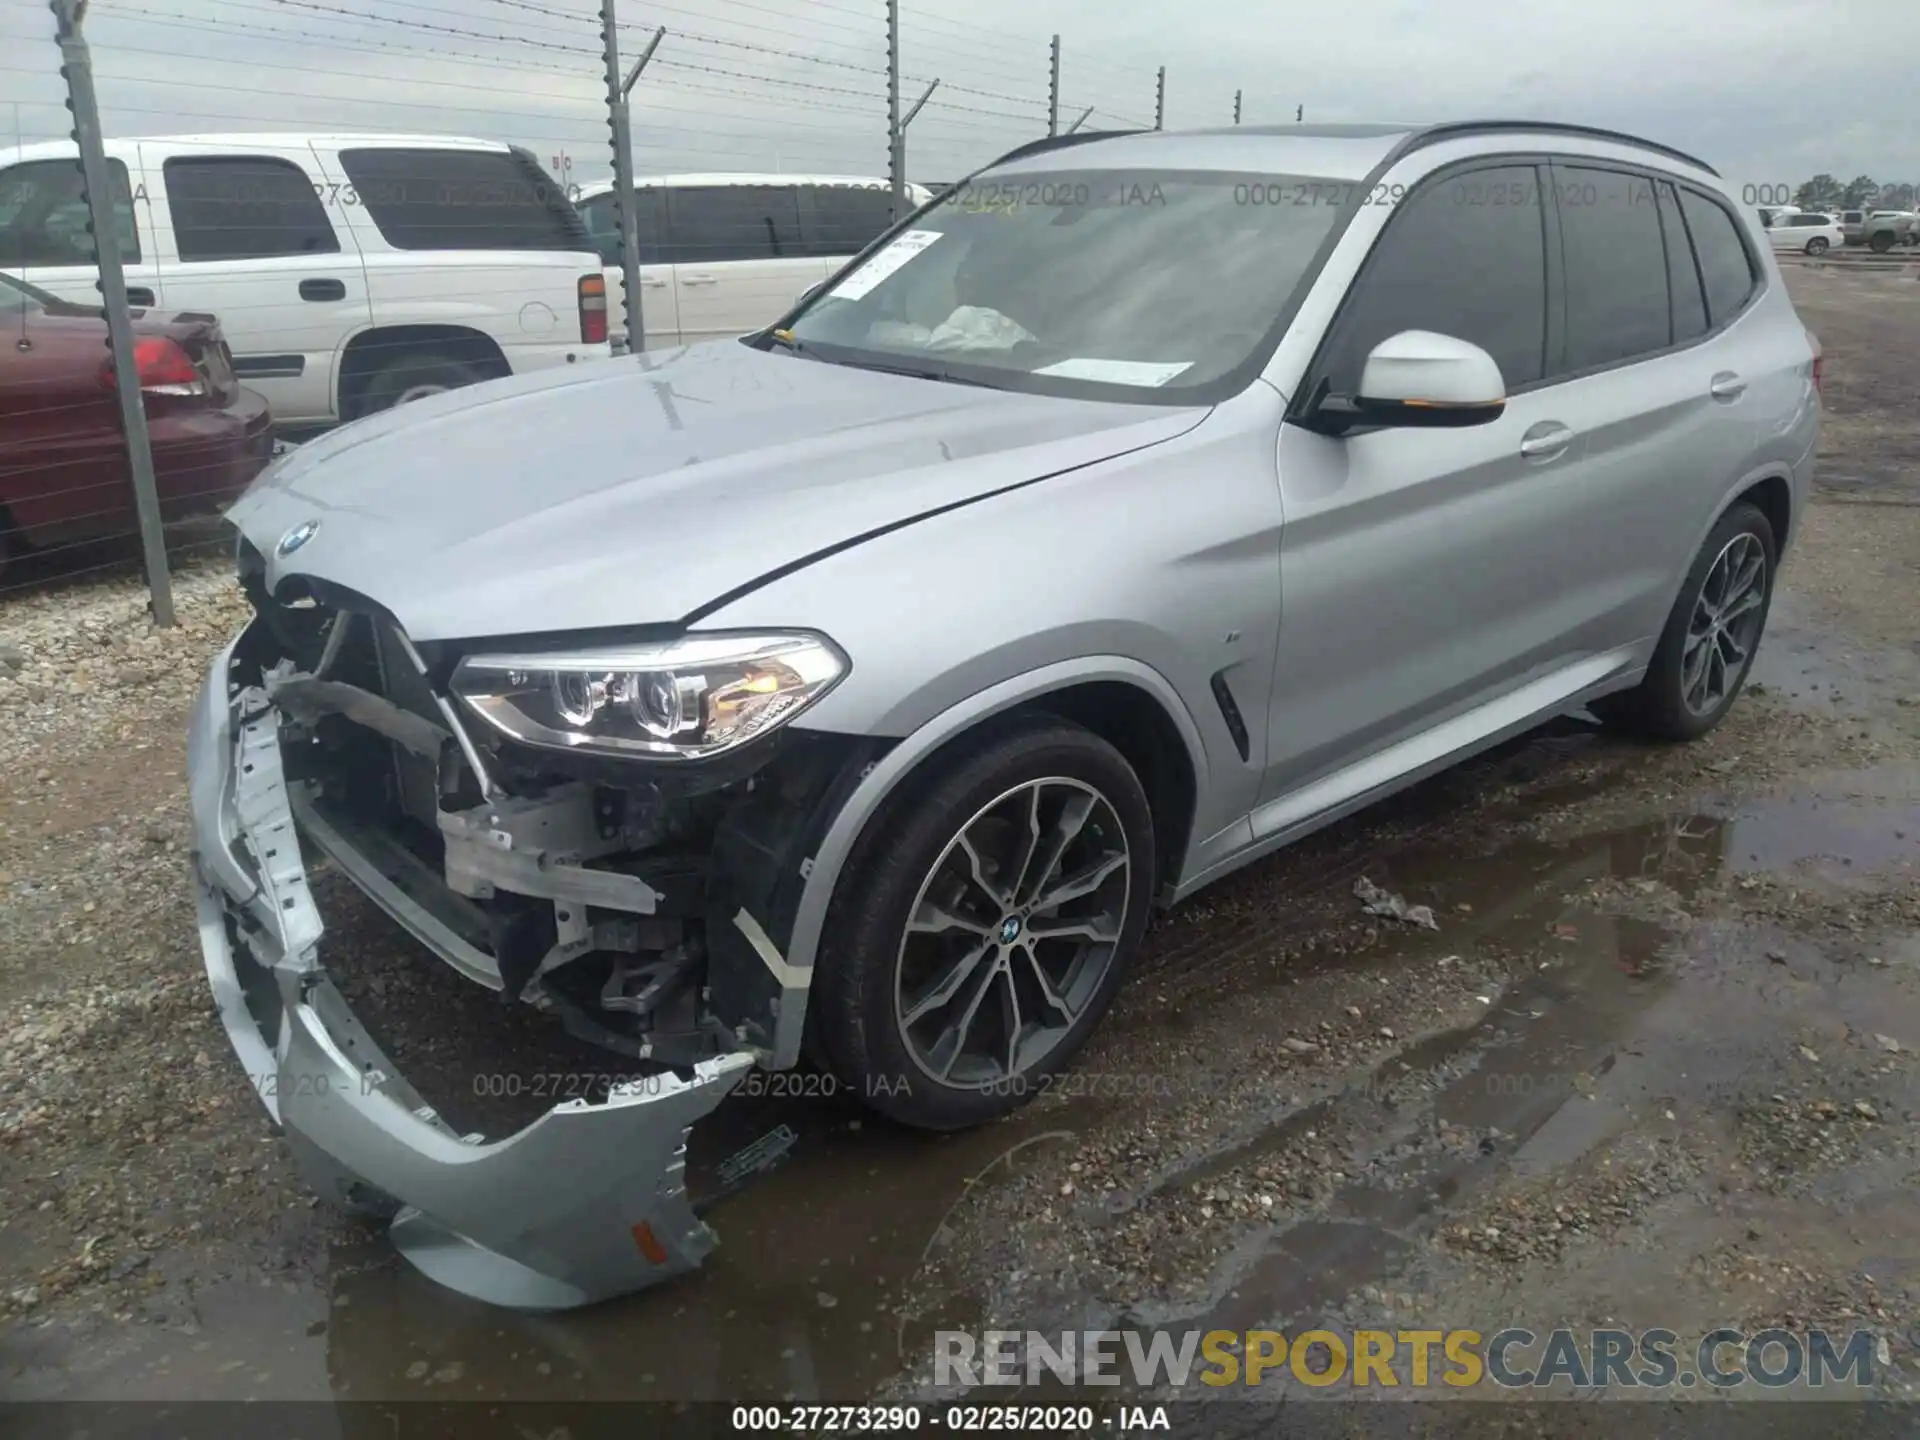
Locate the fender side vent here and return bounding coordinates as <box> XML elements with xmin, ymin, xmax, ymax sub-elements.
<box><xmin>1210</xmin><ymin>669</ymin><xmax>1250</xmax><ymax>762</ymax></box>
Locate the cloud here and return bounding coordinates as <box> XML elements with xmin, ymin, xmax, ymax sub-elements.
<box><xmin>1</xmin><ymin>0</ymin><xmax>1912</xmax><ymax>191</ymax></box>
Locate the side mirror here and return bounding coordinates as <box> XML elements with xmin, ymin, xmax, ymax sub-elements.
<box><xmin>1337</xmin><ymin>330</ymin><xmax>1507</xmax><ymax>429</ymax></box>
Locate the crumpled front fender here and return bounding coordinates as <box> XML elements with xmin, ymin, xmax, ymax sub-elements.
<box><xmin>186</xmin><ymin>625</ymin><xmax>751</xmax><ymax>1309</ymax></box>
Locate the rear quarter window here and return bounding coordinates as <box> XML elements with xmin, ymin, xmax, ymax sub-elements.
<box><xmin>338</xmin><ymin>148</ymin><xmax>592</xmax><ymax>252</ymax></box>
<box><xmin>1677</xmin><ymin>188</ymin><xmax>1760</xmax><ymax>328</ymax></box>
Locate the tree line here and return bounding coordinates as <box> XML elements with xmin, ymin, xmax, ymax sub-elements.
<box><xmin>1790</xmin><ymin>175</ymin><xmax>1916</xmax><ymax>210</ymax></box>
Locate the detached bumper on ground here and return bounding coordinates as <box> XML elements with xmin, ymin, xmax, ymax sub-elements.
<box><xmin>185</xmin><ymin>628</ymin><xmax>751</xmax><ymax>1310</ymax></box>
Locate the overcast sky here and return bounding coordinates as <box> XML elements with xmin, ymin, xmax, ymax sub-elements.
<box><xmin>3</xmin><ymin>0</ymin><xmax>1915</xmax><ymax>197</ymax></box>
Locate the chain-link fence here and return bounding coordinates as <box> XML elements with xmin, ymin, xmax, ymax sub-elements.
<box><xmin>0</xmin><ymin>0</ymin><xmax>1303</xmax><ymax>615</ymax></box>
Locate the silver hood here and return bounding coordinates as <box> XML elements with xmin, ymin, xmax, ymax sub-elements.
<box><xmin>231</xmin><ymin>340</ymin><xmax>1207</xmax><ymax>641</ymax></box>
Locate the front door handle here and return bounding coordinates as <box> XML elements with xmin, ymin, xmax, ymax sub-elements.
<box><xmin>125</xmin><ymin>286</ymin><xmax>155</xmax><ymax>307</ymax></box>
<box><xmin>1710</xmin><ymin>372</ymin><xmax>1747</xmax><ymax>401</ymax></box>
<box><xmin>299</xmin><ymin>277</ymin><xmax>346</xmax><ymax>302</ymax></box>
<box><xmin>1519</xmin><ymin>421</ymin><xmax>1575</xmax><ymax>460</ymax></box>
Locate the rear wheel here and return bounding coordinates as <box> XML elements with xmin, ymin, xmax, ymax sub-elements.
<box><xmin>1869</xmin><ymin>230</ymin><xmax>1895</xmax><ymax>254</ymax></box>
<box><xmin>1806</xmin><ymin>236</ymin><xmax>1830</xmax><ymax>255</ymax></box>
<box><xmin>351</xmin><ymin>350</ymin><xmax>490</xmax><ymax>418</ymax></box>
<box><xmin>1593</xmin><ymin>502</ymin><xmax>1776</xmax><ymax>741</ymax></box>
<box><xmin>812</xmin><ymin>718</ymin><xmax>1154</xmax><ymax>1130</ymax></box>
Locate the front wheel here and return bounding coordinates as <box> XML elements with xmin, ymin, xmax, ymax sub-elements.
<box><xmin>1593</xmin><ymin>502</ymin><xmax>1777</xmax><ymax>741</ymax></box>
<box><xmin>812</xmin><ymin>718</ymin><xmax>1154</xmax><ymax>1130</ymax></box>
<box><xmin>1869</xmin><ymin>231</ymin><xmax>1896</xmax><ymax>254</ymax></box>
<box><xmin>1806</xmin><ymin>236</ymin><xmax>1830</xmax><ymax>255</ymax></box>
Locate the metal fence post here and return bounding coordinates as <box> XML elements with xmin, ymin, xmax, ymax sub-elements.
<box><xmin>600</xmin><ymin>5</ymin><xmax>661</xmax><ymax>355</ymax></box>
<box><xmin>49</xmin><ymin>0</ymin><xmax>173</xmax><ymax>625</ymax></box>
<box><xmin>885</xmin><ymin>0</ymin><xmax>912</xmax><ymax>220</ymax></box>
<box><xmin>1155</xmin><ymin>67</ymin><xmax>1165</xmax><ymax>129</ymax></box>
<box><xmin>1048</xmin><ymin>35</ymin><xmax>1060</xmax><ymax>137</ymax></box>
<box><xmin>1234</xmin><ymin>90</ymin><xmax>1242</xmax><ymax>124</ymax></box>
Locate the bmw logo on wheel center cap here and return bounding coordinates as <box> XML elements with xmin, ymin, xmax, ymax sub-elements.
<box><xmin>997</xmin><ymin>916</ymin><xmax>1022</xmax><ymax>944</ymax></box>
<box><xmin>276</xmin><ymin>519</ymin><xmax>320</xmax><ymax>557</ymax></box>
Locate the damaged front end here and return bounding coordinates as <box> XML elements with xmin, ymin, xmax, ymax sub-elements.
<box><xmin>187</xmin><ymin>560</ymin><xmax>880</xmax><ymax>1309</ymax></box>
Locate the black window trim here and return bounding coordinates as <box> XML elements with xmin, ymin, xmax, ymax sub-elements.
<box><xmin>161</xmin><ymin>152</ymin><xmax>340</xmax><ymax>263</ymax></box>
<box><xmin>1288</xmin><ymin>151</ymin><xmax>1559</xmax><ymax>433</ymax></box>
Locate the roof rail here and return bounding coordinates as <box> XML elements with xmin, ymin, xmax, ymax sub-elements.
<box><xmin>1398</xmin><ymin>120</ymin><xmax>1720</xmax><ymax>177</ymax></box>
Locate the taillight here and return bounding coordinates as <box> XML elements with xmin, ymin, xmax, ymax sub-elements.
<box><xmin>578</xmin><ymin>274</ymin><xmax>608</xmax><ymax>345</ymax></box>
<box><xmin>99</xmin><ymin>336</ymin><xmax>206</xmax><ymax>397</ymax></box>
<box><xmin>1808</xmin><ymin>332</ymin><xmax>1824</xmax><ymax>398</ymax></box>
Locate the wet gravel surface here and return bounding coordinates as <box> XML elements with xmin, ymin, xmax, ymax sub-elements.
<box><xmin>2</xmin><ymin>267</ymin><xmax>1919</xmax><ymax>1417</ymax></box>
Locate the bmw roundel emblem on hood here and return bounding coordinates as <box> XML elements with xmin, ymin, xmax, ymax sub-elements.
<box><xmin>276</xmin><ymin>520</ymin><xmax>320</xmax><ymax>558</ymax></box>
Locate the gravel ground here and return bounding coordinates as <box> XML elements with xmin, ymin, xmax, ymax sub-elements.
<box><xmin>2</xmin><ymin>265</ymin><xmax>1918</xmax><ymax>1413</ymax></box>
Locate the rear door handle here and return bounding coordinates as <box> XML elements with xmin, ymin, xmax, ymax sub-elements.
<box><xmin>125</xmin><ymin>286</ymin><xmax>155</xmax><ymax>307</ymax></box>
<box><xmin>1710</xmin><ymin>372</ymin><xmax>1747</xmax><ymax>401</ymax></box>
<box><xmin>642</xmin><ymin>275</ymin><xmax>668</xmax><ymax>288</ymax></box>
<box><xmin>680</xmin><ymin>274</ymin><xmax>717</xmax><ymax>286</ymax></box>
<box><xmin>299</xmin><ymin>278</ymin><xmax>346</xmax><ymax>302</ymax></box>
<box><xmin>1519</xmin><ymin>421</ymin><xmax>1575</xmax><ymax>460</ymax></box>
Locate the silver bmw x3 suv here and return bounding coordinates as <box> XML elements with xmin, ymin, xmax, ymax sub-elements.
<box><xmin>188</xmin><ymin>120</ymin><xmax>1820</xmax><ymax>1309</ymax></box>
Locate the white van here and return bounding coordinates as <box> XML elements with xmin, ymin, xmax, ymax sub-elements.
<box><xmin>573</xmin><ymin>174</ymin><xmax>936</xmax><ymax>348</ymax></box>
<box><xmin>0</xmin><ymin>133</ymin><xmax>612</xmax><ymax>425</ymax></box>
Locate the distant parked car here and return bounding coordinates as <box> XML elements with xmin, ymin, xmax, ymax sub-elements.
<box><xmin>1756</xmin><ymin>204</ymin><xmax>1800</xmax><ymax>227</ymax></box>
<box><xmin>0</xmin><ymin>133</ymin><xmax>611</xmax><ymax>427</ymax></box>
<box><xmin>1835</xmin><ymin>209</ymin><xmax>1909</xmax><ymax>252</ymax></box>
<box><xmin>573</xmin><ymin>174</ymin><xmax>936</xmax><ymax>348</ymax></box>
<box><xmin>0</xmin><ymin>270</ymin><xmax>270</xmax><ymax>576</ymax></box>
<box><xmin>1766</xmin><ymin>211</ymin><xmax>1843</xmax><ymax>255</ymax></box>
<box><xmin>1868</xmin><ymin>210</ymin><xmax>1919</xmax><ymax>245</ymax></box>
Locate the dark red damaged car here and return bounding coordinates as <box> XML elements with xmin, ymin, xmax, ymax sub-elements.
<box><xmin>0</xmin><ymin>269</ymin><xmax>272</xmax><ymax>577</ymax></box>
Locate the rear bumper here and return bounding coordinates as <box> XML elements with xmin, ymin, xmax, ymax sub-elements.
<box><xmin>151</xmin><ymin>387</ymin><xmax>275</xmax><ymax>504</ymax></box>
<box><xmin>186</xmin><ymin>626</ymin><xmax>750</xmax><ymax>1309</ymax></box>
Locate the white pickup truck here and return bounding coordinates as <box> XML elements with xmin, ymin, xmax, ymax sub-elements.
<box><xmin>0</xmin><ymin>133</ymin><xmax>612</xmax><ymax>425</ymax></box>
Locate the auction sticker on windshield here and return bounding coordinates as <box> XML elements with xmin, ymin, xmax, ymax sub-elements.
<box><xmin>1035</xmin><ymin>358</ymin><xmax>1194</xmax><ymax>386</ymax></box>
<box><xmin>829</xmin><ymin>229</ymin><xmax>944</xmax><ymax>301</ymax></box>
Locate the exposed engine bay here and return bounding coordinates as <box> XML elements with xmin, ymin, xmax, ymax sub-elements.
<box><xmin>235</xmin><ymin>553</ymin><xmax>887</xmax><ymax>1075</ymax></box>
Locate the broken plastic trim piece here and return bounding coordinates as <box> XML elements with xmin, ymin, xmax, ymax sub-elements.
<box><xmin>187</xmin><ymin>629</ymin><xmax>754</xmax><ymax>1309</ymax></box>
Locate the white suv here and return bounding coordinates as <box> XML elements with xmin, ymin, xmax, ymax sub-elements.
<box><xmin>0</xmin><ymin>133</ymin><xmax>612</xmax><ymax>425</ymax></box>
<box><xmin>574</xmin><ymin>174</ymin><xmax>935</xmax><ymax>348</ymax></box>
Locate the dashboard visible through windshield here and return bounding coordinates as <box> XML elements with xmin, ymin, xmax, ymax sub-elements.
<box><xmin>778</xmin><ymin>168</ymin><xmax>1356</xmax><ymax>402</ymax></box>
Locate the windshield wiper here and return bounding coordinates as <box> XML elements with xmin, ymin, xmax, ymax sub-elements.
<box><xmin>822</xmin><ymin>356</ymin><xmax>998</xmax><ymax>388</ymax></box>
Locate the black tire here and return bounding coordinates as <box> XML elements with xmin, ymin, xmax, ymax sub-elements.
<box><xmin>1869</xmin><ymin>230</ymin><xmax>1895</xmax><ymax>254</ymax></box>
<box><xmin>811</xmin><ymin>717</ymin><xmax>1155</xmax><ymax>1131</ymax></box>
<box><xmin>351</xmin><ymin>350</ymin><xmax>490</xmax><ymax>419</ymax></box>
<box><xmin>1806</xmin><ymin>237</ymin><xmax>1829</xmax><ymax>256</ymax></box>
<box><xmin>1592</xmin><ymin>501</ymin><xmax>1777</xmax><ymax>741</ymax></box>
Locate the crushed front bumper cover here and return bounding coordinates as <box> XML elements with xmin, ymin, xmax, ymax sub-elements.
<box><xmin>186</xmin><ymin>628</ymin><xmax>752</xmax><ymax>1310</ymax></box>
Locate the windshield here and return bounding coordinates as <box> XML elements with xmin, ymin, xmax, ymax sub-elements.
<box><xmin>780</xmin><ymin>167</ymin><xmax>1352</xmax><ymax>400</ymax></box>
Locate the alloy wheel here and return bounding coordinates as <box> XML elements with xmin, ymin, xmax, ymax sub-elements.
<box><xmin>1681</xmin><ymin>531</ymin><xmax>1767</xmax><ymax>716</ymax></box>
<box><xmin>893</xmin><ymin>777</ymin><xmax>1130</xmax><ymax>1088</ymax></box>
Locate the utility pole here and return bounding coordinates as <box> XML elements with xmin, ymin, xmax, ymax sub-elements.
<box><xmin>1234</xmin><ymin>90</ymin><xmax>1242</xmax><ymax>125</ymax></box>
<box><xmin>1047</xmin><ymin>34</ymin><xmax>1060</xmax><ymax>137</ymax></box>
<box><xmin>1296</xmin><ymin>103</ymin><xmax>1304</xmax><ymax>123</ymax></box>
<box><xmin>50</xmin><ymin>0</ymin><xmax>172</xmax><ymax>626</ymax></box>
<box><xmin>600</xmin><ymin>6</ymin><xmax>662</xmax><ymax>355</ymax></box>
<box><xmin>1154</xmin><ymin>67</ymin><xmax>1165</xmax><ymax>129</ymax></box>
<box><xmin>886</xmin><ymin>0</ymin><xmax>904</xmax><ymax>219</ymax></box>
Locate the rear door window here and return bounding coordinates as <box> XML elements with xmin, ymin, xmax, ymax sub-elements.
<box><xmin>163</xmin><ymin>155</ymin><xmax>338</xmax><ymax>261</ymax></box>
<box><xmin>798</xmin><ymin>184</ymin><xmax>896</xmax><ymax>258</ymax></box>
<box><xmin>1319</xmin><ymin>163</ymin><xmax>1549</xmax><ymax>396</ymax></box>
<box><xmin>1656</xmin><ymin>182</ymin><xmax>1708</xmax><ymax>345</ymax></box>
<box><xmin>338</xmin><ymin>148</ymin><xmax>591</xmax><ymax>252</ymax></box>
<box><xmin>663</xmin><ymin>185</ymin><xmax>802</xmax><ymax>265</ymax></box>
<box><xmin>0</xmin><ymin>157</ymin><xmax>141</xmax><ymax>265</ymax></box>
<box><xmin>1555</xmin><ymin>165</ymin><xmax>1670</xmax><ymax>373</ymax></box>
<box><xmin>1677</xmin><ymin>188</ymin><xmax>1759</xmax><ymax>328</ymax></box>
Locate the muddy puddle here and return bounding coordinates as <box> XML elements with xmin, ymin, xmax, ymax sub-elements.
<box><xmin>10</xmin><ymin>763</ymin><xmax>1917</xmax><ymax>1407</ymax></box>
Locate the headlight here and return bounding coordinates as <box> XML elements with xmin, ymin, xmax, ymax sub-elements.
<box><xmin>450</xmin><ymin>631</ymin><xmax>848</xmax><ymax>760</ymax></box>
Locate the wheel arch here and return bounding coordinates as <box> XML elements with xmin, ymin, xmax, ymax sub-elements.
<box><xmin>764</xmin><ymin>656</ymin><xmax>1208</xmax><ymax>1069</ymax></box>
<box><xmin>336</xmin><ymin>324</ymin><xmax>511</xmax><ymax>418</ymax></box>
